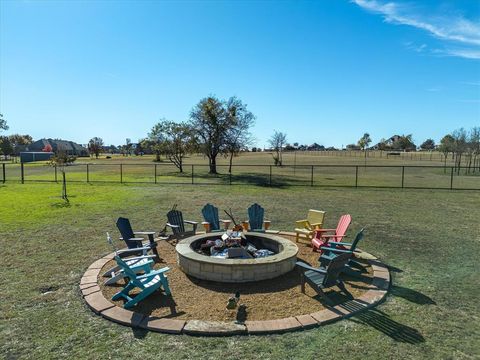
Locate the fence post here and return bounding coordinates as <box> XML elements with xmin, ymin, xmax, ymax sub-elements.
<box><xmin>450</xmin><ymin>167</ymin><xmax>454</xmax><ymax>190</ymax></box>
<box><xmin>310</xmin><ymin>165</ymin><xmax>314</xmax><ymax>186</ymax></box>
<box><xmin>401</xmin><ymin>166</ymin><xmax>405</xmax><ymax>188</ymax></box>
<box><xmin>154</xmin><ymin>164</ymin><xmax>157</xmax><ymax>184</ymax></box>
<box><xmin>21</xmin><ymin>163</ymin><xmax>24</xmax><ymax>184</ymax></box>
<box><xmin>86</xmin><ymin>164</ymin><xmax>89</xmax><ymax>183</ymax></box>
<box><xmin>269</xmin><ymin>165</ymin><xmax>272</xmax><ymax>186</ymax></box>
<box><xmin>120</xmin><ymin>164</ymin><xmax>123</xmax><ymax>183</ymax></box>
<box><xmin>355</xmin><ymin>166</ymin><xmax>358</xmax><ymax>187</ymax></box>
<box><xmin>55</xmin><ymin>165</ymin><xmax>57</xmax><ymax>182</ymax></box>
<box><xmin>191</xmin><ymin>165</ymin><xmax>194</xmax><ymax>184</ymax></box>
<box><xmin>2</xmin><ymin>163</ymin><xmax>5</xmax><ymax>183</ymax></box>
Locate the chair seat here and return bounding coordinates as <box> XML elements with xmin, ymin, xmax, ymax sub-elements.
<box><xmin>304</xmin><ymin>270</ymin><xmax>326</xmax><ymax>288</ymax></box>
<box><xmin>141</xmin><ymin>274</ymin><xmax>161</xmax><ymax>289</ymax></box>
<box><xmin>295</xmin><ymin>228</ymin><xmax>313</xmax><ymax>234</ymax></box>
<box><xmin>311</xmin><ymin>238</ymin><xmax>327</xmax><ymax>249</ymax></box>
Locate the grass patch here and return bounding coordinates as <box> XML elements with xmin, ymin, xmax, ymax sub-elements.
<box><xmin>1</xmin><ymin>182</ymin><xmax>479</xmax><ymax>359</ymax></box>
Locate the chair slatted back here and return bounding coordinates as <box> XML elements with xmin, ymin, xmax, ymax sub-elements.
<box><xmin>335</xmin><ymin>214</ymin><xmax>352</xmax><ymax>237</ymax></box>
<box><xmin>167</xmin><ymin>209</ymin><xmax>185</xmax><ymax>234</ymax></box>
<box><xmin>248</xmin><ymin>203</ymin><xmax>264</xmax><ymax>230</ymax></box>
<box><xmin>322</xmin><ymin>252</ymin><xmax>351</xmax><ymax>287</ymax></box>
<box><xmin>349</xmin><ymin>228</ymin><xmax>365</xmax><ymax>252</ymax></box>
<box><xmin>202</xmin><ymin>204</ymin><xmax>220</xmax><ymax>231</ymax></box>
<box><xmin>114</xmin><ymin>255</ymin><xmax>146</xmax><ymax>289</ymax></box>
<box><xmin>307</xmin><ymin>210</ymin><xmax>325</xmax><ymax>229</ymax></box>
<box><xmin>116</xmin><ymin>217</ymin><xmax>142</xmax><ymax>249</ymax></box>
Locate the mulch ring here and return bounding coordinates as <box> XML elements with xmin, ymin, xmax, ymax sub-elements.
<box><xmin>99</xmin><ymin>234</ymin><xmax>373</xmax><ymax>322</ymax></box>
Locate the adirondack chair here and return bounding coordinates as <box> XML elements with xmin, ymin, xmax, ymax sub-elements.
<box><xmin>311</xmin><ymin>214</ymin><xmax>351</xmax><ymax>253</ymax></box>
<box><xmin>116</xmin><ymin>217</ymin><xmax>159</xmax><ymax>258</ymax></box>
<box><xmin>319</xmin><ymin>228</ymin><xmax>366</xmax><ymax>273</ymax></box>
<box><xmin>201</xmin><ymin>204</ymin><xmax>231</xmax><ymax>232</ymax></box>
<box><xmin>295</xmin><ymin>209</ymin><xmax>326</xmax><ymax>242</ymax></box>
<box><xmin>244</xmin><ymin>203</ymin><xmax>271</xmax><ymax>232</ymax></box>
<box><xmin>103</xmin><ymin>232</ymin><xmax>157</xmax><ymax>285</ymax></box>
<box><xmin>166</xmin><ymin>207</ymin><xmax>198</xmax><ymax>239</ymax></box>
<box><xmin>112</xmin><ymin>255</ymin><xmax>171</xmax><ymax>309</ymax></box>
<box><xmin>296</xmin><ymin>252</ymin><xmax>352</xmax><ymax>305</ymax></box>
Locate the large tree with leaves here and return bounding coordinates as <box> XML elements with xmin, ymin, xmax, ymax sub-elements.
<box><xmin>150</xmin><ymin>120</ymin><xmax>194</xmax><ymax>172</ymax></box>
<box><xmin>0</xmin><ymin>114</ymin><xmax>8</xmax><ymax>133</ymax></box>
<box><xmin>190</xmin><ymin>96</ymin><xmax>254</xmax><ymax>174</ymax></box>
<box><xmin>438</xmin><ymin>134</ymin><xmax>454</xmax><ymax>172</ymax></box>
<box><xmin>358</xmin><ymin>133</ymin><xmax>372</xmax><ymax>166</ymax></box>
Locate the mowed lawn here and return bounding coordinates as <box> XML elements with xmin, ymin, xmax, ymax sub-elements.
<box><xmin>1</xmin><ymin>181</ymin><xmax>479</xmax><ymax>359</ymax></box>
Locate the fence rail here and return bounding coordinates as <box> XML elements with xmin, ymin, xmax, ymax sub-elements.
<box><xmin>1</xmin><ymin>162</ymin><xmax>479</xmax><ymax>190</ymax></box>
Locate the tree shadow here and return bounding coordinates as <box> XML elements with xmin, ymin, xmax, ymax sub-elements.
<box><xmin>340</xmin><ymin>300</ymin><xmax>425</xmax><ymax>344</ymax></box>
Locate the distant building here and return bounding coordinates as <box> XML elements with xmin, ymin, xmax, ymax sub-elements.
<box><xmin>26</xmin><ymin>138</ymin><xmax>88</xmax><ymax>157</ymax></box>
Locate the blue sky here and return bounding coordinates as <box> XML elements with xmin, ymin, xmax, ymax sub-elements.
<box><xmin>1</xmin><ymin>0</ymin><xmax>479</xmax><ymax>148</ymax></box>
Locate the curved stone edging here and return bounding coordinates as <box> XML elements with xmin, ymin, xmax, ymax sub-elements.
<box><xmin>81</xmin><ymin>236</ymin><xmax>390</xmax><ymax>336</ymax></box>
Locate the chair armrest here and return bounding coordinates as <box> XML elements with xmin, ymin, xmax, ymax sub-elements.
<box><xmin>134</xmin><ymin>231</ymin><xmax>156</xmax><ymax>235</ymax></box>
<box><xmin>309</xmin><ymin>222</ymin><xmax>323</xmax><ymax>227</ymax></box>
<box><xmin>117</xmin><ymin>246</ymin><xmax>151</xmax><ymax>255</ymax></box>
<box><xmin>320</xmin><ymin>247</ymin><xmax>352</xmax><ymax>254</ymax></box>
<box><xmin>319</xmin><ymin>234</ymin><xmax>346</xmax><ymax>239</ymax></box>
<box><xmin>329</xmin><ymin>241</ymin><xmax>352</xmax><ymax>247</ymax></box>
<box><xmin>123</xmin><ymin>255</ymin><xmax>157</xmax><ymax>262</ymax></box>
<box><xmin>296</xmin><ymin>261</ymin><xmax>327</xmax><ymax>274</ymax></box>
<box><xmin>201</xmin><ymin>221</ymin><xmax>210</xmax><ymax>225</ymax></box>
<box><xmin>137</xmin><ymin>267</ymin><xmax>170</xmax><ymax>279</ymax></box>
<box><xmin>166</xmin><ymin>223</ymin><xmax>180</xmax><ymax>228</ymax></box>
<box><xmin>316</xmin><ymin>228</ymin><xmax>336</xmax><ymax>233</ymax></box>
<box><xmin>295</xmin><ymin>220</ymin><xmax>309</xmax><ymax>227</ymax></box>
<box><xmin>220</xmin><ymin>219</ymin><xmax>231</xmax><ymax>224</ymax></box>
<box><xmin>120</xmin><ymin>237</ymin><xmax>146</xmax><ymax>242</ymax></box>
<box><xmin>184</xmin><ymin>220</ymin><xmax>198</xmax><ymax>225</ymax></box>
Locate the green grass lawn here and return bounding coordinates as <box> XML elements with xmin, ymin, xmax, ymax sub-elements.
<box><xmin>1</xmin><ymin>181</ymin><xmax>479</xmax><ymax>359</ymax></box>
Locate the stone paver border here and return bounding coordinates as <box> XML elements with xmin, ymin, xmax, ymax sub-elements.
<box><xmin>81</xmin><ymin>231</ymin><xmax>390</xmax><ymax>336</ymax></box>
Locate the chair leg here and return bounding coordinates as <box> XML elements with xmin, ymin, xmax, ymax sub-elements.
<box><xmin>317</xmin><ymin>288</ymin><xmax>334</xmax><ymax>306</ymax></box>
<box><xmin>161</xmin><ymin>274</ymin><xmax>171</xmax><ymax>295</ymax></box>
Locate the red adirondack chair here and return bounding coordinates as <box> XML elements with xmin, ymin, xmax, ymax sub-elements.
<box><xmin>311</xmin><ymin>214</ymin><xmax>352</xmax><ymax>252</ymax></box>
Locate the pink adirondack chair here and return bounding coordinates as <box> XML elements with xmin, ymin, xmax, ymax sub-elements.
<box><xmin>311</xmin><ymin>214</ymin><xmax>352</xmax><ymax>252</ymax></box>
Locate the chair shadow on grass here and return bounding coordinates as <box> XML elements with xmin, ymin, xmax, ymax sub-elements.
<box><xmin>339</xmin><ymin>300</ymin><xmax>425</xmax><ymax>344</ymax></box>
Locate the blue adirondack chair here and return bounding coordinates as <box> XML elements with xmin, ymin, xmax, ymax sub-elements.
<box><xmin>116</xmin><ymin>217</ymin><xmax>159</xmax><ymax>258</ymax></box>
<box><xmin>296</xmin><ymin>252</ymin><xmax>352</xmax><ymax>305</ymax></box>
<box><xmin>201</xmin><ymin>204</ymin><xmax>230</xmax><ymax>232</ymax></box>
<box><xmin>319</xmin><ymin>228</ymin><xmax>365</xmax><ymax>273</ymax></box>
<box><xmin>112</xmin><ymin>256</ymin><xmax>171</xmax><ymax>309</ymax></box>
<box><xmin>246</xmin><ymin>203</ymin><xmax>270</xmax><ymax>232</ymax></box>
<box><xmin>166</xmin><ymin>207</ymin><xmax>198</xmax><ymax>239</ymax></box>
<box><xmin>103</xmin><ymin>233</ymin><xmax>156</xmax><ymax>285</ymax></box>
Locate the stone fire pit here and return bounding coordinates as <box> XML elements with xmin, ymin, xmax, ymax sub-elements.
<box><xmin>176</xmin><ymin>232</ymin><xmax>298</xmax><ymax>283</ymax></box>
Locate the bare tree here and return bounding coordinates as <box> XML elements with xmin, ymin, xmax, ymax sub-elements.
<box><xmin>268</xmin><ymin>131</ymin><xmax>287</xmax><ymax>166</ymax></box>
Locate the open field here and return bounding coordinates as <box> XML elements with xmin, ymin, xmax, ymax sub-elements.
<box><xmin>2</xmin><ymin>152</ymin><xmax>479</xmax><ymax>190</ymax></box>
<box><xmin>1</xmin><ymin>182</ymin><xmax>479</xmax><ymax>359</ymax></box>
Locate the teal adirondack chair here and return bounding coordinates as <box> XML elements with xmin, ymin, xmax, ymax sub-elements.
<box><xmin>112</xmin><ymin>256</ymin><xmax>171</xmax><ymax>309</ymax></box>
<box><xmin>320</xmin><ymin>228</ymin><xmax>366</xmax><ymax>273</ymax></box>
<box><xmin>103</xmin><ymin>233</ymin><xmax>156</xmax><ymax>285</ymax></box>
<box><xmin>296</xmin><ymin>252</ymin><xmax>352</xmax><ymax>305</ymax></box>
<box><xmin>246</xmin><ymin>203</ymin><xmax>270</xmax><ymax>232</ymax></box>
<box><xmin>201</xmin><ymin>204</ymin><xmax>230</xmax><ymax>232</ymax></box>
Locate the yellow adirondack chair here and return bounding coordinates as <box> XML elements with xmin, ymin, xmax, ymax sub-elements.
<box><xmin>295</xmin><ymin>209</ymin><xmax>326</xmax><ymax>242</ymax></box>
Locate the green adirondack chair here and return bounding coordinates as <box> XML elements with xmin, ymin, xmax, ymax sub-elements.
<box><xmin>245</xmin><ymin>203</ymin><xmax>271</xmax><ymax>232</ymax></box>
<box><xmin>319</xmin><ymin>228</ymin><xmax>366</xmax><ymax>273</ymax></box>
<box><xmin>296</xmin><ymin>252</ymin><xmax>352</xmax><ymax>305</ymax></box>
<box><xmin>201</xmin><ymin>203</ymin><xmax>231</xmax><ymax>232</ymax></box>
<box><xmin>112</xmin><ymin>255</ymin><xmax>171</xmax><ymax>309</ymax></box>
<box><xmin>103</xmin><ymin>232</ymin><xmax>156</xmax><ymax>285</ymax></box>
<box><xmin>166</xmin><ymin>206</ymin><xmax>198</xmax><ymax>239</ymax></box>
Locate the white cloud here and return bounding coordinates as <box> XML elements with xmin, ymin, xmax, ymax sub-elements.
<box><xmin>352</xmin><ymin>0</ymin><xmax>480</xmax><ymax>59</ymax></box>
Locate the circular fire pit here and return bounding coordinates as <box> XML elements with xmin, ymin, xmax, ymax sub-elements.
<box><xmin>176</xmin><ymin>232</ymin><xmax>298</xmax><ymax>283</ymax></box>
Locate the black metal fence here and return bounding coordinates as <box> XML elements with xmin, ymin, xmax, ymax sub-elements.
<box><xmin>1</xmin><ymin>163</ymin><xmax>479</xmax><ymax>190</ymax></box>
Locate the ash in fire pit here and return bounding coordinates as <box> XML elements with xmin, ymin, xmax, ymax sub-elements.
<box><xmin>197</xmin><ymin>231</ymin><xmax>276</xmax><ymax>259</ymax></box>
